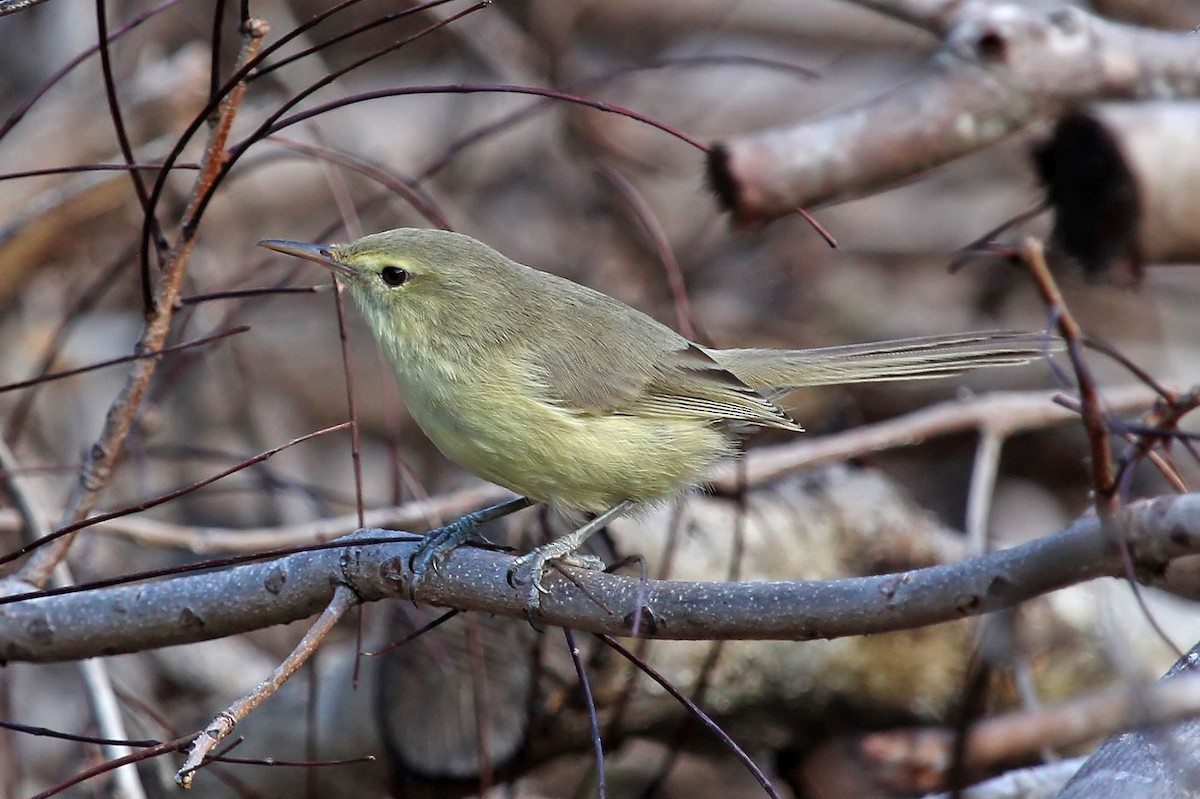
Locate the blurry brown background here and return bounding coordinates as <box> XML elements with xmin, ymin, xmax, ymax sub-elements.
<box><xmin>1</xmin><ymin>1</ymin><xmax>1199</xmax><ymax>797</ymax></box>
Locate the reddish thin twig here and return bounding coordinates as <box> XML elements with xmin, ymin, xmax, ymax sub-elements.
<box><xmin>15</xmin><ymin>17</ymin><xmax>269</xmax><ymax>587</ymax></box>
<box><xmin>188</xmin><ymin>3</ymin><xmax>491</xmax><ymax>234</ymax></box>
<box><xmin>599</xmin><ymin>164</ymin><xmax>698</xmax><ymax>339</ymax></box>
<box><xmin>250</xmin><ymin>0</ymin><xmax>460</xmax><ymax>79</ymax></box>
<box><xmin>363</xmin><ymin>609</ymin><xmax>459</xmax><ymax>657</ymax></box>
<box><xmin>795</xmin><ymin>206</ymin><xmax>837</xmax><ymax>248</ymax></box>
<box><xmin>1021</xmin><ymin>239</ymin><xmax>1182</xmax><ymax>659</ymax></box>
<box><xmin>330</xmin><ymin>278</ymin><xmax>365</xmax><ymax>529</ymax></box>
<box><xmin>0</xmin><ymin>162</ymin><xmax>198</xmax><ymax>181</ymax></box>
<box><xmin>95</xmin><ymin>0</ymin><xmax>164</xmax><ymax>258</ymax></box>
<box><xmin>948</xmin><ymin>202</ymin><xmax>1048</xmax><ymax>273</ymax></box>
<box><xmin>265</xmin><ymin>136</ymin><xmax>451</xmax><ymax>233</ymax></box>
<box><xmin>419</xmin><ymin>52</ymin><xmax>816</xmax><ymax>180</ymax></box>
<box><xmin>1018</xmin><ymin>239</ymin><xmax>1116</xmax><ymax>515</ymax></box>
<box><xmin>30</xmin><ymin>735</ymin><xmax>196</xmax><ymax>799</ymax></box>
<box><xmin>255</xmin><ymin>84</ymin><xmax>709</xmax><ymax>158</ymax></box>
<box><xmin>133</xmin><ymin>0</ymin><xmax>393</xmax><ymax>280</ymax></box>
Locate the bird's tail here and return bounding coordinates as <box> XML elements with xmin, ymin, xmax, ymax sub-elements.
<box><xmin>711</xmin><ymin>330</ymin><xmax>1056</xmax><ymax>392</ymax></box>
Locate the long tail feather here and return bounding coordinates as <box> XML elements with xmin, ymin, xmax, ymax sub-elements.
<box><xmin>710</xmin><ymin>330</ymin><xmax>1055</xmax><ymax>391</ymax></box>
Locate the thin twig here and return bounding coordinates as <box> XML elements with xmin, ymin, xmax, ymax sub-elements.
<box><xmin>249</xmin><ymin>83</ymin><xmax>709</xmax><ymax>159</ymax></box>
<box><xmin>134</xmin><ymin>0</ymin><xmax>374</xmax><ymax>279</ymax></box>
<box><xmin>795</xmin><ymin>206</ymin><xmax>837</xmax><ymax>247</ymax></box>
<box><xmin>176</xmin><ymin>585</ymin><xmax>358</xmax><ymax>786</ymax></box>
<box><xmin>0</xmin><ymin>422</ymin><xmax>349</xmax><ymax>568</ymax></box>
<box><xmin>0</xmin><ymin>0</ymin><xmax>185</xmax><ymax>140</ymax></box>
<box><xmin>252</xmin><ymin>0</ymin><xmax>460</xmax><ymax>79</ymax></box>
<box><xmin>4</xmin><ymin>249</ymin><xmax>132</xmax><ymax>443</ymax></box>
<box><xmin>15</xmin><ymin>18</ymin><xmax>268</xmax><ymax>587</ymax></box>
<box><xmin>0</xmin><ymin>162</ymin><xmax>199</xmax><ymax>181</ymax></box>
<box><xmin>95</xmin><ymin>0</ymin><xmax>166</xmax><ymax>265</ymax></box>
<box><xmin>0</xmin><ymin>326</ymin><xmax>248</xmax><ymax>395</ymax></box>
<box><xmin>187</xmin><ymin>4</ymin><xmax>492</xmax><ymax>232</ymax></box>
<box><xmin>1018</xmin><ymin>238</ymin><xmax>1116</xmax><ymax>514</ymax></box>
<box><xmin>330</xmin><ymin>278</ymin><xmax>365</xmax><ymax>529</ymax></box>
<box><xmin>0</xmin><ymin>483</ymin><xmax>509</xmax><ymax>554</ymax></box>
<box><xmin>599</xmin><ymin>164</ymin><xmax>697</xmax><ymax>340</ymax></box>
<box><xmin>28</xmin><ymin>736</ymin><xmax>196</xmax><ymax>799</ymax></box>
<box><xmin>418</xmin><ymin>52</ymin><xmax>816</xmax><ymax>180</ymax></box>
<box><xmin>264</xmin><ymin>136</ymin><xmax>450</xmax><ymax>229</ymax></box>
<box><xmin>709</xmin><ymin>385</ymin><xmax>1155</xmax><ymax>492</ymax></box>
<box><xmin>965</xmin><ymin>428</ymin><xmax>1003</xmax><ymax>555</ymax></box>
<box><xmin>178</xmin><ymin>285</ymin><xmax>326</xmax><ymax>306</ymax></box>
<box><xmin>599</xmin><ymin>634</ymin><xmax>782</xmax><ymax>799</ymax></box>
<box><xmin>1019</xmin><ymin>239</ymin><xmax>1183</xmax><ymax>657</ymax></box>
<box><xmin>565</xmin><ymin>629</ymin><xmax>606</xmax><ymax>799</ymax></box>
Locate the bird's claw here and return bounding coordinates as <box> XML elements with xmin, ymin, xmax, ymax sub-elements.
<box><xmin>507</xmin><ymin>548</ymin><xmax>606</xmax><ymax>615</ymax></box>
<box><xmin>408</xmin><ymin>514</ymin><xmax>492</xmax><ymax>591</ymax></box>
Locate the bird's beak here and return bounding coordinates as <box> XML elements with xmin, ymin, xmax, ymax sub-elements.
<box><xmin>257</xmin><ymin>239</ymin><xmax>355</xmax><ymax>277</ymax></box>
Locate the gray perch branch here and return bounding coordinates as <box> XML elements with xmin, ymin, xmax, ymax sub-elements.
<box><xmin>2</xmin><ymin>492</ymin><xmax>1200</xmax><ymax>662</ymax></box>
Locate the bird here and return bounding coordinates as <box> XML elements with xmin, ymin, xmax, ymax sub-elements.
<box><xmin>259</xmin><ymin>228</ymin><xmax>1049</xmax><ymax>613</ymax></box>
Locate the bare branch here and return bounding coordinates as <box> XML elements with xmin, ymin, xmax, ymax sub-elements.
<box><xmin>176</xmin><ymin>586</ymin><xmax>358</xmax><ymax>786</ymax></box>
<box><xmin>876</xmin><ymin>670</ymin><xmax>1200</xmax><ymax>781</ymax></box>
<box><xmin>1054</xmin><ymin>638</ymin><xmax>1200</xmax><ymax>798</ymax></box>
<box><xmin>711</xmin><ymin>1</ymin><xmax>1200</xmax><ymax>223</ymax></box>
<box><xmin>0</xmin><ymin>483</ymin><xmax>511</xmax><ymax>553</ymax></box>
<box><xmin>0</xmin><ymin>0</ymin><xmax>51</xmax><ymax>18</ymax></box>
<box><xmin>4</xmin><ymin>491</ymin><xmax>1200</xmax><ymax>661</ymax></box>
<box><xmin>841</xmin><ymin>0</ymin><xmax>964</xmax><ymax>34</ymax></box>
<box><xmin>709</xmin><ymin>385</ymin><xmax>1155</xmax><ymax>492</ymax></box>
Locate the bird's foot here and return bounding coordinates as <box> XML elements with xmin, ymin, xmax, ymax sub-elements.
<box><xmin>507</xmin><ymin>544</ymin><xmax>606</xmax><ymax>616</ymax></box>
<box><xmin>408</xmin><ymin>512</ymin><xmax>494</xmax><ymax>587</ymax></box>
<box><xmin>408</xmin><ymin>497</ymin><xmax>534</xmax><ymax>593</ymax></box>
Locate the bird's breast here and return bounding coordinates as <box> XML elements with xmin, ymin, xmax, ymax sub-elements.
<box><xmin>390</xmin><ymin>355</ymin><xmax>735</xmax><ymax>512</ymax></box>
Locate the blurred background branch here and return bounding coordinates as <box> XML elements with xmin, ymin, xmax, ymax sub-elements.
<box><xmin>1</xmin><ymin>0</ymin><xmax>1199</xmax><ymax>796</ymax></box>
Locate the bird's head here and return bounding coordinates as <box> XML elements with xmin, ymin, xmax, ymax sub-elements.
<box><xmin>259</xmin><ymin>228</ymin><xmax>517</xmax><ymax>352</ymax></box>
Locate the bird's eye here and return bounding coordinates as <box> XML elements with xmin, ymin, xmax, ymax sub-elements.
<box><xmin>380</xmin><ymin>266</ymin><xmax>409</xmax><ymax>287</ymax></box>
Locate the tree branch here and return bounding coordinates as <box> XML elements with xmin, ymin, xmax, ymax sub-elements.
<box><xmin>710</xmin><ymin>1</ymin><xmax>1200</xmax><ymax>223</ymax></box>
<box><xmin>709</xmin><ymin>384</ymin><xmax>1154</xmax><ymax>491</ymax></box>
<box><xmin>3</xmin><ymin>492</ymin><xmax>1200</xmax><ymax>662</ymax></box>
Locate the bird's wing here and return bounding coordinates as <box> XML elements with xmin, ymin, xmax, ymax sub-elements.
<box><xmin>530</xmin><ymin>331</ymin><xmax>800</xmax><ymax>432</ymax></box>
<box><xmin>512</xmin><ymin>278</ymin><xmax>800</xmax><ymax>431</ymax></box>
<box><xmin>632</xmin><ymin>344</ymin><xmax>802</xmax><ymax>431</ymax></box>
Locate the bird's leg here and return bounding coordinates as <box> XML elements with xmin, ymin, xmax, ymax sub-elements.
<box><xmin>410</xmin><ymin>496</ymin><xmax>535</xmax><ymax>580</ymax></box>
<box><xmin>508</xmin><ymin>500</ymin><xmax>636</xmax><ymax>614</ymax></box>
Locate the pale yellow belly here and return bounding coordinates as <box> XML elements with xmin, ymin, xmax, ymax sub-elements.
<box><xmin>400</xmin><ymin>370</ymin><xmax>734</xmax><ymax>513</ymax></box>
